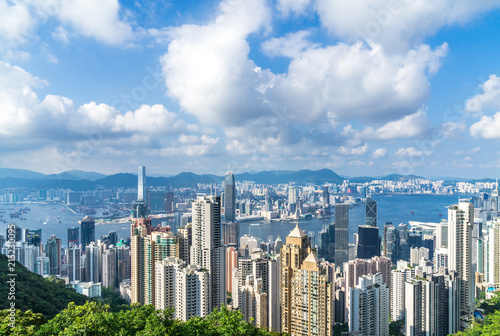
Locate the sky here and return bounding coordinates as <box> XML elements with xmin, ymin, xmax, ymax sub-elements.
<box><xmin>1</xmin><ymin>0</ymin><xmax>500</xmax><ymax>179</ymax></box>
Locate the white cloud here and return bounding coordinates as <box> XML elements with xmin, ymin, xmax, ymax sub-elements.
<box><xmin>267</xmin><ymin>43</ymin><xmax>447</xmax><ymax>124</ymax></box>
<box><xmin>0</xmin><ymin>1</ymin><xmax>32</xmax><ymax>54</ymax></box>
<box><xmin>360</xmin><ymin>110</ymin><xmax>429</xmax><ymax>139</ymax></box>
<box><xmin>441</xmin><ymin>121</ymin><xmax>465</xmax><ymax>138</ymax></box>
<box><xmin>261</xmin><ymin>30</ymin><xmax>319</xmax><ymax>59</ymax></box>
<box><xmin>465</xmin><ymin>75</ymin><xmax>500</xmax><ymax>115</ymax></box>
<box><xmin>372</xmin><ymin>148</ymin><xmax>387</xmax><ymax>159</ymax></box>
<box><xmin>0</xmin><ymin>0</ymin><xmax>135</xmax><ymax>57</ymax></box>
<box><xmin>468</xmin><ymin>147</ymin><xmax>482</xmax><ymax>154</ymax></box>
<box><xmin>112</xmin><ymin>104</ymin><xmax>182</xmax><ymax>134</ymax></box>
<box><xmin>395</xmin><ymin>147</ymin><xmax>431</xmax><ymax>158</ymax></box>
<box><xmin>338</xmin><ymin>144</ymin><xmax>369</xmax><ymax>156</ymax></box>
<box><xmin>160</xmin><ymin>0</ymin><xmax>273</xmax><ymax>126</ymax></box>
<box><xmin>57</xmin><ymin>0</ymin><xmax>134</xmax><ymax>45</ymax></box>
<box><xmin>470</xmin><ymin>112</ymin><xmax>500</xmax><ymax>139</ymax></box>
<box><xmin>277</xmin><ymin>0</ymin><xmax>312</xmax><ymax>17</ymax></box>
<box><xmin>315</xmin><ymin>0</ymin><xmax>500</xmax><ymax>52</ymax></box>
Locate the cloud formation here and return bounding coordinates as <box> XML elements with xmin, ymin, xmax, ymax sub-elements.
<box><xmin>465</xmin><ymin>75</ymin><xmax>500</xmax><ymax>115</ymax></box>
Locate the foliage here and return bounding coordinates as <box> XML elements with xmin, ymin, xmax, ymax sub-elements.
<box><xmin>389</xmin><ymin>319</ymin><xmax>405</xmax><ymax>336</ymax></box>
<box><xmin>455</xmin><ymin>293</ymin><xmax>500</xmax><ymax>335</ymax></box>
<box><xmin>0</xmin><ymin>301</ymin><xmax>286</xmax><ymax>336</ymax></box>
<box><xmin>0</xmin><ymin>254</ymin><xmax>88</xmax><ymax>319</ymax></box>
<box><xmin>332</xmin><ymin>322</ymin><xmax>348</xmax><ymax>336</ymax></box>
<box><xmin>99</xmin><ymin>286</ymin><xmax>130</xmax><ymax>313</ymax></box>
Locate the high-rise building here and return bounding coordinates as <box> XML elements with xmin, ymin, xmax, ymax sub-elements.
<box><xmin>227</xmin><ymin>246</ymin><xmax>238</xmax><ymax>293</ymax></box>
<box><xmin>335</xmin><ymin>204</ymin><xmax>349</xmax><ymax>272</ymax></box>
<box><xmin>224</xmin><ymin>172</ymin><xmax>236</xmax><ymax>222</ymax></box>
<box><xmin>80</xmin><ymin>216</ymin><xmax>95</xmax><ymax>247</ymax></box>
<box><xmin>175</xmin><ymin>264</ymin><xmax>210</xmax><ymax>321</ymax></box>
<box><xmin>85</xmin><ymin>242</ymin><xmax>100</xmax><ymax>283</ymax></box>
<box><xmin>138</xmin><ymin>166</ymin><xmax>146</xmax><ymax>201</ymax></box>
<box><xmin>344</xmin><ymin>256</ymin><xmax>392</xmax><ymax>322</ymax></box>
<box><xmin>25</xmin><ymin>228</ymin><xmax>42</xmax><ymax>247</ymax></box>
<box><xmin>448</xmin><ymin>200</ymin><xmax>474</xmax><ymax>317</ymax></box>
<box><xmin>390</xmin><ymin>262</ymin><xmax>415</xmax><ymax>322</ymax></box>
<box><xmin>46</xmin><ymin>235</ymin><xmax>61</xmax><ymax>275</ymax></box>
<box><xmin>365</xmin><ymin>196</ymin><xmax>377</xmax><ymax>227</ymax></box>
<box><xmin>288</xmin><ymin>186</ymin><xmax>298</xmax><ymax>206</ymax></box>
<box><xmin>165</xmin><ymin>191</ymin><xmax>174</xmax><ymax>212</ymax></box>
<box><xmin>178</xmin><ymin>223</ymin><xmax>192</xmax><ymax>264</ymax></box>
<box><xmin>280</xmin><ymin>224</ymin><xmax>334</xmax><ymax>336</ymax></box>
<box><xmin>383</xmin><ymin>223</ymin><xmax>398</xmax><ymax>264</ymax></box>
<box><xmin>349</xmin><ymin>273</ymin><xmax>389</xmax><ymax>336</ymax></box>
<box><xmin>323</xmin><ymin>186</ymin><xmax>330</xmax><ymax>208</ymax></box>
<box><xmin>154</xmin><ymin>257</ymin><xmax>210</xmax><ymax>321</ymax></box>
<box><xmin>268</xmin><ymin>257</ymin><xmax>281</xmax><ymax>333</ymax></box>
<box><xmin>191</xmin><ymin>195</ymin><xmax>226</xmax><ymax>311</ymax></box>
<box><xmin>102</xmin><ymin>247</ymin><xmax>117</xmax><ymax>288</ymax></box>
<box><xmin>405</xmin><ymin>270</ymin><xmax>460</xmax><ymax>336</ymax></box>
<box><xmin>357</xmin><ymin>225</ymin><xmax>380</xmax><ymax>259</ymax></box>
<box><xmin>398</xmin><ymin>223</ymin><xmax>410</xmax><ymax>261</ymax></box>
<box><xmin>67</xmin><ymin>245</ymin><xmax>81</xmax><ymax>282</ymax></box>
<box><xmin>68</xmin><ymin>227</ymin><xmax>79</xmax><ymax>246</ymax></box>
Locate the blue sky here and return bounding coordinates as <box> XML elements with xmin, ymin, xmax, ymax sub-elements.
<box><xmin>1</xmin><ymin>0</ymin><xmax>500</xmax><ymax>178</ymax></box>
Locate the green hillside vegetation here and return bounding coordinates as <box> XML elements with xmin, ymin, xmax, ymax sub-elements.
<box><xmin>455</xmin><ymin>292</ymin><xmax>500</xmax><ymax>335</ymax></box>
<box><xmin>0</xmin><ymin>254</ymin><xmax>88</xmax><ymax>318</ymax></box>
<box><xmin>1</xmin><ymin>301</ymin><xmax>285</xmax><ymax>336</ymax></box>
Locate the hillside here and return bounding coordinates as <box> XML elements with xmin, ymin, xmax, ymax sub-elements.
<box><xmin>0</xmin><ymin>254</ymin><xmax>88</xmax><ymax>318</ymax></box>
<box><xmin>0</xmin><ymin>301</ymin><xmax>285</xmax><ymax>336</ymax></box>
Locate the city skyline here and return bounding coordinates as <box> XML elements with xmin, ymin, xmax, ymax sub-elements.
<box><xmin>1</xmin><ymin>1</ymin><xmax>500</xmax><ymax>178</ymax></box>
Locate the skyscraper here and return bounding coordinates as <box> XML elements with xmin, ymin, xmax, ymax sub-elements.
<box><xmin>46</xmin><ymin>235</ymin><xmax>61</xmax><ymax>275</ymax></box>
<box><xmin>224</xmin><ymin>172</ymin><xmax>236</xmax><ymax>222</ymax></box>
<box><xmin>138</xmin><ymin>165</ymin><xmax>146</xmax><ymax>201</ymax></box>
<box><xmin>405</xmin><ymin>271</ymin><xmax>460</xmax><ymax>335</ymax></box>
<box><xmin>280</xmin><ymin>223</ymin><xmax>334</xmax><ymax>336</ymax></box>
<box><xmin>68</xmin><ymin>227</ymin><xmax>79</xmax><ymax>246</ymax></box>
<box><xmin>132</xmin><ymin>166</ymin><xmax>148</xmax><ymax>219</ymax></box>
<box><xmin>383</xmin><ymin>223</ymin><xmax>398</xmax><ymax>264</ymax></box>
<box><xmin>349</xmin><ymin>273</ymin><xmax>389</xmax><ymax>336</ymax></box>
<box><xmin>80</xmin><ymin>216</ymin><xmax>95</xmax><ymax>247</ymax></box>
<box><xmin>357</xmin><ymin>225</ymin><xmax>380</xmax><ymax>259</ymax></box>
<box><xmin>67</xmin><ymin>245</ymin><xmax>81</xmax><ymax>282</ymax></box>
<box><xmin>365</xmin><ymin>196</ymin><xmax>377</xmax><ymax>227</ymax></box>
<box><xmin>335</xmin><ymin>203</ymin><xmax>349</xmax><ymax>272</ymax></box>
<box><xmin>223</xmin><ymin>172</ymin><xmax>239</xmax><ymax>247</ymax></box>
<box><xmin>191</xmin><ymin>195</ymin><xmax>227</xmax><ymax>311</ymax></box>
<box><xmin>322</xmin><ymin>186</ymin><xmax>330</xmax><ymax>208</ymax></box>
<box><xmin>26</xmin><ymin>228</ymin><xmax>42</xmax><ymax>247</ymax></box>
<box><xmin>448</xmin><ymin>200</ymin><xmax>474</xmax><ymax>317</ymax></box>
<box><xmin>165</xmin><ymin>191</ymin><xmax>174</xmax><ymax>212</ymax></box>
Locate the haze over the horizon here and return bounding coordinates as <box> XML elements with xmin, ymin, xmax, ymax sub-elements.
<box><xmin>1</xmin><ymin>1</ymin><xmax>500</xmax><ymax>178</ymax></box>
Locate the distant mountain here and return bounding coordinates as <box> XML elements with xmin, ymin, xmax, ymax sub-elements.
<box><xmin>0</xmin><ymin>167</ymin><xmax>487</xmax><ymax>190</ymax></box>
<box><xmin>46</xmin><ymin>170</ymin><xmax>107</xmax><ymax>181</ymax></box>
<box><xmin>235</xmin><ymin>168</ymin><xmax>344</xmax><ymax>184</ymax></box>
<box><xmin>0</xmin><ymin>168</ymin><xmax>46</xmax><ymax>179</ymax></box>
<box><xmin>380</xmin><ymin>174</ymin><xmax>424</xmax><ymax>182</ymax></box>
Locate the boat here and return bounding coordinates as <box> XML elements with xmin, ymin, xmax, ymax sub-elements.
<box><xmin>411</xmin><ymin>211</ymin><xmax>415</xmax><ymax>215</ymax></box>
<box><xmin>439</xmin><ymin>213</ymin><xmax>442</xmax><ymax>216</ymax></box>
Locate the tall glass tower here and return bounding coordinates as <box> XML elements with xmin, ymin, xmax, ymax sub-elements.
<box><xmin>224</xmin><ymin>172</ymin><xmax>236</xmax><ymax>222</ymax></box>
<box><xmin>365</xmin><ymin>197</ymin><xmax>377</xmax><ymax>227</ymax></box>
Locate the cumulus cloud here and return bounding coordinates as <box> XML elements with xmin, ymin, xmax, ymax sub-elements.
<box><xmin>360</xmin><ymin>110</ymin><xmax>429</xmax><ymax>139</ymax></box>
<box><xmin>57</xmin><ymin>0</ymin><xmax>134</xmax><ymax>45</ymax></box>
<box><xmin>372</xmin><ymin>148</ymin><xmax>387</xmax><ymax>159</ymax></box>
<box><xmin>395</xmin><ymin>147</ymin><xmax>431</xmax><ymax>158</ymax></box>
<box><xmin>261</xmin><ymin>31</ymin><xmax>319</xmax><ymax>59</ymax></box>
<box><xmin>315</xmin><ymin>0</ymin><xmax>500</xmax><ymax>52</ymax></box>
<box><xmin>470</xmin><ymin>112</ymin><xmax>500</xmax><ymax>139</ymax></box>
<box><xmin>276</xmin><ymin>0</ymin><xmax>312</xmax><ymax>17</ymax></box>
<box><xmin>160</xmin><ymin>0</ymin><xmax>273</xmax><ymax>126</ymax></box>
<box><xmin>441</xmin><ymin>121</ymin><xmax>466</xmax><ymax>138</ymax></box>
<box><xmin>0</xmin><ymin>0</ymin><xmax>135</xmax><ymax>57</ymax></box>
<box><xmin>267</xmin><ymin>43</ymin><xmax>447</xmax><ymax>124</ymax></box>
<box><xmin>465</xmin><ymin>75</ymin><xmax>500</xmax><ymax>115</ymax></box>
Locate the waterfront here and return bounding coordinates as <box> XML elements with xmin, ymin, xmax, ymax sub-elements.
<box><xmin>0</xmin><ymin>194</ymin><xmax>464</xmax><ymax>247</ymax></box>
